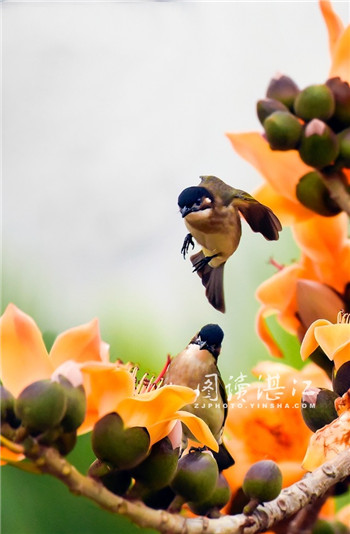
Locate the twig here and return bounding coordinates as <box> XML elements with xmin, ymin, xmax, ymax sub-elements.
<box><xmin>20</xmin><ymin>442</ymin><xmax>350</xmax><ymax>534</ymax></box>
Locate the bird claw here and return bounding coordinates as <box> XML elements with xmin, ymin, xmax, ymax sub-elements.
<box><xmin>192</xmin><ymin>254</ymin><xmax>218</xmax><ymax>272</ymax></box>
<box><xmin>181</xmin><ymin>233</ymin><xmax>195</xmax><ymax>259</ymax></box>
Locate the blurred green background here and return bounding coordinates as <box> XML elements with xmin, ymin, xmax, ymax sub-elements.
<box><xmin>2</xmin><ymin>1</ymin><xmax>349</xmax><ymax>533</ymax></box>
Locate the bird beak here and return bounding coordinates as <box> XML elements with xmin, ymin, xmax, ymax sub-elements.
<box><xmin>180</xmin><ymin>206</ymin><xmax>192</xmax><ymax>218</ymax></box>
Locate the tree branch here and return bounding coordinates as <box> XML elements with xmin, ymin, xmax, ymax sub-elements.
<box><xmin>21</xmin><ymin>442</ymin><xmax>350</xmax><ymax>534</ymax></box>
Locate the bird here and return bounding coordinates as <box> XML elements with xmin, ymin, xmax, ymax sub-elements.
<box><xmin>163</xmin><ymin>323</ymin><xmax>234</xmax><ymax>471</ymax></box>
<box><xmin>178</xmin><ymin>175</ymin><xmax>282</xmax><ymax>312</ymax></box>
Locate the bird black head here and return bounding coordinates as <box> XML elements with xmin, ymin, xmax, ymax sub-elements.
<box><xmin>178</xmin><ymin>186</ymin><xmax>214</xmax><ymax>218</ymax></box>
<box><xmin>192</xmin><ymin>324</ymin><xmax>224</xmax><ymax>359</ymax></box>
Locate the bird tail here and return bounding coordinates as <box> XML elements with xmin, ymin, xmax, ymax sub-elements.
<box><xmin>190</xmin><ymin>251</ymin><xmax>225</xmax><ymax>313</ymax></box>
<box><xmin>211</xmin><ymin>442</ymin><xmax>235</xmax><ymax>471</ymax></box>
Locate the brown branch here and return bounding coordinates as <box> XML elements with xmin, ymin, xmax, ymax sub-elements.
<box><xmin>19</xmin><ymin>441</ymin><xmax>350</xmax><ymax>534</ymax></box>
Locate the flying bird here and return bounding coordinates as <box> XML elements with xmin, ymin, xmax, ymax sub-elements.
<box><xmin>163</xmin><ymin>323</ymin><xmax>234</xmax><ymax>471</ymax></box>
<box><xmin>178</xmin><ymin>175</ymin><xmax>282</xmax><ymax>312</ymax></box>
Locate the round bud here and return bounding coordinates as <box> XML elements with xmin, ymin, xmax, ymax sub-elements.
<box><xmin>142</xmin><ymin>486</ymin><xmax>176</xmax><ymax>510</ymax></box>
<box><xmin>256</xmin><ymin>98</ymin><xmax>289</xmax><ymax>125</ymax></box>
<box><xmin>15</xmin><ymin>379</ymin><xmax>67</xmax><ymax>433</ymax></box>
<box><xmin>326</xmin><ymin>77</ymin><xmax>350</xmax><ymax>131</ymax></box>
<box><xmin>242</xmin><ymin>460</ymin><xmax>282</xmax><ymax>503</ymax></box>
<box><xmin>337</xmin><ymin>127</ymin><xmax>350</xmax><ymax>168</ymax></box>
<box><xmin>301</xmin><ymin>387</ymin><xmax>339</xmax><ymax>432</ymax></box>
<box><xmin>131</xmin><ymin>437</ymin><xmax>179</xmax><ymax>490</ymax></box>
<box><xmin>1</xmin><ymin>385</ymin><xmax>17</xmax><ymax>426</ymax></box>
<box><xmin>57</xmin><ymin>376</ymin><xmax>87</xmax><ymax>432</ymax></box>
<box><xmin>263</xmin><ymin>111</ymin><xmax>302</xmax><ymax>150</ymax></box>
<box><xmin>296</xmin><ymin>171</ymin><xmax>341</xmax><ymax>216</ymax></box>
<box><xmin>53</xmin><ymin>430</ymin><xmax>77</xmax><ymax>456</ymax></box>
<box><xmin>294</xmin><ymin>84</ymin><xmax>335</xmax><ymax>121</ymax></box>
<box><xmin>299</xmin><ymin>120</ymin><xmax>339</xmax><ymax>168</ymax></box>
<box><xmin>100</xmin><ymin>469</ymin><xmax>132</xmax><ymax>496</ymax></box>
<box><xmin>91</xmin><ymin>412</ymin><xmax>150</xmax><ymax>470</ymax></box>
<box><xmin>333</xmin><ymin>361</ymin><xmax>350</xmax><ymax>396</ymax></box>
<box><xmin>266</xmin><ymin>74</ymin><xmax>300</xmax><ymax>110</ymax></box>
<box><xmin>170</xmin><ymin>448</ymin><xmax>218</xmax><ymax>503</ymax></box>
<box><xmin>188</xmin><ymin>473</ymin><xmax>231</xmax><ymax>517</ymax></box>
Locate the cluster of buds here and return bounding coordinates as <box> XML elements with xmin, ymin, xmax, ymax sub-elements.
<box><xmin>89</xmin><ymin>418</ymin><xmax>231</xmax><ymax>518</ymax></box>
<box><xmin>258</xmin><ymin>74</ymin><xmax>350</xmax><ymax>216</ymax></box>
<box><xmin>1</xmin><ymin>373</ymin><xmax>87</xmax><ymax>456</ymax></box>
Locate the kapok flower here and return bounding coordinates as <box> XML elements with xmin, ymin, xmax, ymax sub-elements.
<box><xmin>0</xmin><ymin>304</ymin><xmax>217</xmax><ymax>463</ymax></box>
<box><xmin>300</xmin><ymin>311</ymin><xmax>350</xmax><ymax>371</ymax></box>
<box><xmin>223</xmin><ymin>361</ymin><xmax>331</xmax><ymax>503</ymax></box>
<box><xmin>256</xmin><ymin>213</ymin><xmax>350</xmax><ymax>357</ymax></box>
<box><xmin>226</xmin><ymin>0</ymin><xmax>350</xmax><ymax>226</ymax></box>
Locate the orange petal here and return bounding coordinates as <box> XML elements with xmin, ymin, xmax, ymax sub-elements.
<box><xmin>302</xmin><ymin>410</ymin><xmax>350</xmax><ymax>471</ymax></box>
<box><xmin>253</xmin><ymin>183</ymin><xmax>312</xmax><ymax>226</ymax></box>
<box><xmin>174</xmin><ymin>410</ymin><xmax>219</xmax><ymax>451</ymax></box>
<box><xmin>300</xmin><ymin>319</ymin><xmax>331</xmax><ymax>361</ymax></box>
<box><xmin>329</xmin><ymin>25</ymin><xmax>350</xmax><ymax>84</ymax></box>
<box><xmin>226</xmin><ymin>132</ymin><xmax>312</xmax><ymax>201</ymax></box>
<box><xmin>78</xmin><ymin>364</ymin><xmax>135</xmax><ymax>434</ymax></box>
<box><xmin>319</xmin><ymin>0</ymin><xmax>345</xmax><ymax>59</ymax></box>
<box><xmin>0</xmin><ymin>446</ymin><xmax>25</xmax><ymax>464</ymax></box>
<box><xmin>255</xmin><ymin>307</ymin><xmax>283</xmax><ymax>358</ymax></box>
<box><xmin>116</xmin><ymin>385</ymin><xmax>197</xmax><ymax>430</ymax></box>
<box><xmin>314</xmin><ymin>323</ymin><xmax>350</xmax><ymax>364</ymax></box>
<box><xmin>0</xmin><ymin>304</ymin><xmax>53</xmax><ymax>397</ymax></box>
<box><xmin>49</xmin><ymin>318</ymin><xmax>109</xmax><ymax>369</ymax></box>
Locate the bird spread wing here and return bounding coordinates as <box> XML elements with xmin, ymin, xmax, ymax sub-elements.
<box><xmin>232</xmin><ymin>190</ymin><xmax>282</xmax><ymax>241</ymax></box>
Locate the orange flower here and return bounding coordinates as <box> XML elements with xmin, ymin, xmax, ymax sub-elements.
<box><xmin>300</xmin><ymin>311</ymin><xmax>350</xmax><ymax>371</ymax></box>
<box><xmin>256</xmin><ymin>213</ymin><xmax>350</xmax><ymax>357</ymax></box>
<box><xmin>223</xmin><ymin>361</ymin><xmax>331</xmax><ymax>500</ymax></box>
<box><xmin>0</xmin><ymin>304</ymin><xmax>217</xmax><ymax>463</ymax></box>
<box><xmin>226</xmin><ymin>0</ymin><xmax>350</xmax><ymax>226</ymax></box>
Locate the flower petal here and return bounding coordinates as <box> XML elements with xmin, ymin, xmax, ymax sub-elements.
<box><xmin>253</xmin><ymin>183</ymin><xmax>311</xmax><ymax>226</ymax></box>
<box><xmin>0</xmin><ymin>304</ymin><xmax>53</xmax><ymax>396</ymax></box>
<box><xmin>300</xmin><ymin>319</ymin><xmax>331</xmax><ymax>361</ymax></box>
<box><xmin>226</xmin><ymin>132</ymin><xmax>312</xmax><ymax>202</ymax></box>
<box><xmin>174</xmin><ymin>410</ymin><xmax>219</xmax><ymax>451</ymax></box>
<box><xmin>329</xmin><ymin>25</ymin><xmax>350</xmax><ymax>84</ymax></box>
<box><xmin>78</xmin><ymin>364</ymin><xmax>135</xmax><ymax>434</ymax></box>
<box><xmin>255</xmin><ymin>307</ymin><xmax>284</xmax><ymax>358</ymax></box>
<box><xmin>314</xmin><ymin>323</ymin><xmax>350</xmax><ymax>364</ymax></box>
<box><xmin>319</xmin><ymin>0</ymin><xmax>345</xmax><ymax>59</ymax></box>
<box><xmin>49</xmin><ymin>318</ymin><xmax>109</xmax><ymax>369</ymax></box>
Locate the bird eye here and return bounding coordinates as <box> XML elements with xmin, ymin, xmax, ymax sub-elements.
<box><xmin>194</xmin><ymin>199</ymin><xmax>202</xmax><ymax>207</ymax></box>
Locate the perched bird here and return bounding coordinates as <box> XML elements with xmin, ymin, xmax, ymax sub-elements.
<box><xmin>163</xmin><ymin>324</ymin><xmax>234</xmax><ymax>471</ymax></box>
<box><xmin>178</xmin><ymin>175</ymin><xmax>282</xmax><ymax>312</ymax></box>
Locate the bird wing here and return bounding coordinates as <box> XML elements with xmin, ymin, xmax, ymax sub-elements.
<box><xmin>232</xmin><ymin>190</ymin><xmax>282</xmax><ymax>241</ymax></box>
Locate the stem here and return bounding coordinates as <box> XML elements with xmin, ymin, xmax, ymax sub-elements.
<box><xmin>17</xmin><ymin>442</ymin><xmax>350</xmax><ymax>534</ymax></box>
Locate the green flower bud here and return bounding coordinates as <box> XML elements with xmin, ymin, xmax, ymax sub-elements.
<box><xmin>100</xmin><ymin>469</ymin><xmax>132</xmax><ymax>496</ymax></box>
<box><xmin>57</xmin><ymin>377</ymin><xmax>87</xmax><ymax>432</ymax></box>
<box><xmin>131</xmin><ymin>437</ymin><xmax>179</xmax><ymax>490</ymax></box>
<box><xmin>337</xmin><ymin>127</ymin><xmax>350</xmax><ymax>168</ymax></box>
<box><xmin>301</xmin><ymin>387</ymin><xmax>338</xmax><ymax>432</ymax></box>
<box><xmin>263</xmin><ymin>111</ymin><xmax>302</xmax><ymax>150</ymax></box>
<box><xmin>256</xmin><ymin>98</ymin><xmax>289</xmax><ymax>125</ymax></box>
<box><xmin>242</xmin><ymin>460</ymin><xmax>282</xmax><ymax>505</ymax></box>
<box><xmin>15</xmin><ymin>379</ymin><xmax>67</xmax><ymax>433</ymax></box>
<box><xmin>299</xmin><ymin>119</ymin><xmax>339</xmax><ymax>168</ymax></box>
<box><xmin>266</xmin><ymin>74</ymin><xmax>300</xmax><ymax>110</ymax></box>
<box><xmin>333</xmin><ymin>361</ymin><xmax>350</xmax><ymax>396</ymax></box>
<box><xmin>294</xmin><ymin>84</ymin><xmax>335</xmax><ymax>121</ymax></box>
<box><xmin>1</xmin><ymin>385</ymin><xmax>18</xmax><ymax>427</ymax></box>
<box><xmin>188</xmin><ymin>473</ymin><xmax>231</xmax><ymax>517</ymax></box>
<box><xmin>53</xmin><ymin>430</ymin><xmax>77</xmax><ymax>456</ymax></box>
<box><xmin>296</xmin><ymin>171</ymin><xmax>341</xmax><ymax>216</ymax></box>
<box><xmin>142</xmin><ymin>486</ymin><xmax>176</xmax><ymax>510</ymax></box>
<box><xmin>326</xmin><ymin>77</ymin><xmax>350</xmax><ymax>131</ymax></box>
<box><xmin>91</xmin><ymin>412</ymin><xmax>150</xmax><ymax>470</ymax></box>
<box><xmin>170</xmin><ymin>448</ymin><xmax>218</xmax><ymax>503</ymax></box>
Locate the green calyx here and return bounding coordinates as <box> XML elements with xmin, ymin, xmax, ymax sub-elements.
<box><xmin>326</xmin><ymin>77</ymin><xmax>350</xmax><ymax>131</ymax></box>
<box><xmin>242</xmin><ymin>460</ymin><xmax>282</xmax><ymax>504</ymax></box>
<box><xmin>266</xmin><ymin>74</ymin><xmax>300</xmax><ymax>110</ymax></box>
<box><xmin>131</xmin><ymin>437</ymin><xmax>179</xmax><ymax>490</ymax></box>
<box><xmin>337</xmin><ymin>127</ymin><xmax>350</xmax><ymax>168</ymax></box>
<box><xmin>91</xmin><ymin>412</ymin><xmax>150</xmax><ymax>470</ymax></box>
<box><xmin>56</xmin><ymin>376</ymin><xmax>87</xmax><ymax>432</ymax></box>
<box><xmin>188</xmin><ymin>473</ymin><xmax>231</xmax><ymax>517</ymax></box>
<box><xmin>263</xmin><ymin>111</ymin><xmax>302</xmax><ymax>150</ymax></box>
<box><xmin>1</xmin><ymin>385</ymin><xmax>16</xmax><ymax>425</ymax></box>
<box><xmin>299</xmin><ymin>120</ymin><xmax>339</xmax><ymax>168</ymax></box>
<box><xmin>256</xmin><ymin>98</ymin><xmax>289</xmax><ymax>125</ymax></box>
<box><xmin>301</xmin><ymin>387</ymin><xmax>339</xmax><ymax>432</ymax></box>
<box><xmin>170</xmin><ymin>448</ymin><xmax>219</xmax><ymax>503</ymax></box>
<box><xmin>14</xmin><ymin>379</ymin><xmax>67</xmax><ymax>433</ymax></box>
<box><xmin>296</xmin><ymin>171</ymin><xmax>341</xmax><ymax>216</ymax></box>
<box><xmin>333</xmin><ymin>361</ymin><xmax>350</xmax><ymax>397</ymax></box>
<box><xmin>294</xmin><ymin>84</ymin><xmax>335</xmax><ymax>121</ymax></box>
